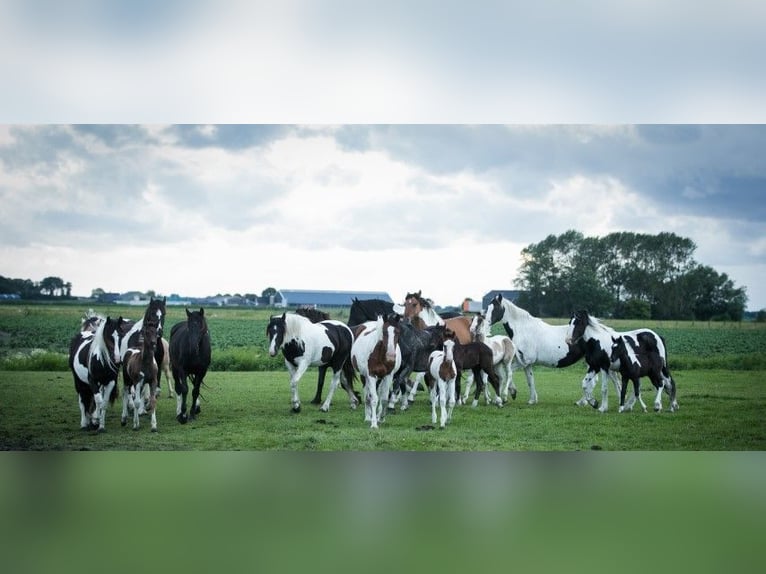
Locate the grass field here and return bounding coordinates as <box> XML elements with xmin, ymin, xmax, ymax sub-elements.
<box><xmin>1</xmin><ymin>367</ymin><xmax>763</xmax><ymax>450</ymax></box>
<box><xmin>1</xmin><ymin>302</ymin><xmax>765</xmax><ymax>451</ymax></box>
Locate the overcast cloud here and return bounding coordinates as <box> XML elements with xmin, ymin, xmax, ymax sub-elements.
<box><xmin>0</xmin><ymin>1</ymin><xmax>764</xmax><ymax>310</ymax></box>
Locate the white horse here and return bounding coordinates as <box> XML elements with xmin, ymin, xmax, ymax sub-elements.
<box><xmin>485</xmin><ymin>293</ymin><xmax>586</xmax><ymax>405</ymax></box>
<box><xmin>465</xmin><ymin>313</ymin><xmax>517</xmax><ymax>404</ymax></box>
<box><xmin>565</xmin><ymin>310</ymin><xmax>678</xmax><ymax>412</ymax></box>
<box><xmin>351</xmin><ymin>315</ymin><xmax>401</xmax><ymax>429</ymax></box>
<box><xmin>426</xmin><ymin>338</ymin><xmax>457</xmax><ymax>428</ymax></box>
<box><xmin>267</xmin><ymin>312</ymin><xmax>360</xmax><ymax>413</ymax></box>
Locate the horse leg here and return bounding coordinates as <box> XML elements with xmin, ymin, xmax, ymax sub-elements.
<box><xmin>618</xmin><ymin>376</ymin><xmax>631</xmax><ymax>413</ymax></box>
<box><xmin>132</xmin><ymin>373</ymin><xmax>144</xmax><ymax>430</ymax></box>
<box><xmin>377</xmin><ymin>375</ymin><xmax>391</xmax><ymax>424</ymax></box>
<box><xmin>319</xmin><ymin>371</ymin><xmax>342</xmax><ymax>412</ymax></box>
<box><xmin>78</xmin><ymin>390</ymin><xmax>91</xmax><ymax>430</ymax></box>
<box><xmin>175</xmin><ymin>370</ymin><xmax>189</xmax><ymax>423</ymax></box>
<box><xmin>525</xmin><ymin>366</ymin><xmax>538</xmax><ymax>405</ymax></box>
<box><xmin>446</xmin><ymin>376</ymin><xmax>456</xmax><ymax>424</ymax></box>
<box><xmin>289</xmin><ymin>361</ymin><xmax>310</xmax><ymax>413</ymax></box>
<box><xmin>461</xmin><ymin>370</ymin><xmax>475</xmax><ymax>405</ymax></box>
<box><xmin>438</xmin><ymin>378</ymin><xmax>449</xmax><ymax>428</ymax></box>
<box><xmin>149</xmin><ymin>380</ymin><xmax>158</xmax><ymax>432</ymax></box>
<box><xmin>653</xmin><ymin>384</ymin><xmax>664</xmax><ymax>412</ymax></box>
<box><xmin>662</xmin><ymin>368</ymin><xmax>679</xmax><ymax>411</ymax></box>
<box><xmin>97</xmin><ymin>380</ymin><xmax>115</xmax><ymax>432</ymax></box>
<box><xmin>311</xmin><ymin>366</ymin><xmax>328</xmax><ymax>405</ymax></box>
<box><xmin>188</xmin><ymin>375</ymin><xmax>200</xmax><ymax>420</ymax></box>
<box><xmin>407</xmin><ymin>372</ymin><xmax>425</xmax><ymax>404</ymax></box>
<box><xmin>429</xmin><ymin>375</ymin><xmax>438</xmax><ymax>425</ymax></box>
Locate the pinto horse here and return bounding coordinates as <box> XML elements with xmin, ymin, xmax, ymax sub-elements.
<box><xmin>566</xmin><ymin>310</ymin><xmax>678</xmax><ymax>412</ymax></box>
<box><xmin>425</xmin><ymin>338</ymin><xmax>457</xmax><ymax>429</ymax></box>
<box><xmin>486</xmin><ymin>293</ymin><xmax>584</xmax><ymax>404</ymax></box>
<box><xmin>467</xmin><ymin>313</ymin><xmax>517</xmax><ymax>404</ymax></box>
<box><xmin>121</xmin><ymin>319</ymin><xmax>160</xmax><ymax>431</ymax></box>
<box><xmin>610</xmin><ymin>335</ymin><xmax>675</xmax><ymax>413</ymax></box>
<box><xmin>119</xmin><ymin>297</ymin><xmax>169</xmax><ymax>398</ymax></box>
<box><xmin>170</xmin><ymin>308</ymin><xmax>212</xmax><ymax>423</ymax></box>
<box><xmin>267</xmin><ymin>312</ymin><xmax>359</xmax><ymax>413</ymax></box>
<box><xmin>69</xmin><ymin>315</ymin><xmax>124</xmax><ymax>431</ymax></box>
<box><xmin>351</xmin><ymin>314</ymin><xmax>402</xmax><ymax>429</ymax></box>
<box><xmin>448</xmin><ymin>333</ymin><xmax>503</xmax><ymax>408</ymax></box>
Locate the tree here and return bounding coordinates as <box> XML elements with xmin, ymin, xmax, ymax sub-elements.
<box><xmin>39</xmin><ymin>276</ymin><xmax>65</xmax><ymax>297</ymax></box>
<box><xmin>261</xmin><ymin>287</ymin><xmax>278</xmax><ymax>298</ymax></box>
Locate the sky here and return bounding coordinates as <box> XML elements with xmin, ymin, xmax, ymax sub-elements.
<box><xmin>1</xmin><ymin>1</ymin><xmax>765</xmax><ymax>310</ymax></box>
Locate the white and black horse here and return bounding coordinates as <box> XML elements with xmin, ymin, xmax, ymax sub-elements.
<box><xmin>68</xmin><ymin>315</ymin><xmax>124</xmax><ymax>431</ymax></box>
<box><xmin>566</xmin><ymin>310</ymin><xmax>678</xmax><ymax>412</ymax></box>
<box><xmin>119</xmin><ymin>296</ymin><xmax>169</xmax><ymax>399</ymax></box>
<box><xmin>610</xmin><ymin>334</ymin><xmax>677</xmax><ymax>413</ymax></box>
<box><xmin>351</xmin><ymin>314</ymin><xmax>402</xmax><ymax>429</ymax></box>
<box><xmin>267</xmin><ymin>312</ymin><xmax>359</xmax><ymax>413</ymax></box>
<box><xmin>486</xmin><ymin>293</ymin><xmax>584</xmax><ymax>404</ymax></box>
<box><xmin>170</xmin><ymin>308</ymin><xmax>212</xmax><ymax>423</ymax></box>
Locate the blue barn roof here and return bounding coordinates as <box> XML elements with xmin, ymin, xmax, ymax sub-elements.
<box><xmin>278</xmin><ymin>289</ymin><xmax>395</xmax><ymax>308</ymax></box>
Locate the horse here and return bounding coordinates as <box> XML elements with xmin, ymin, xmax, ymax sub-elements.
<box><xmin>267</xmin><ymin>312</ymin><xmax>359</xmax><ymax>413</ymax></box>
<box><xmin>121</xmin><ymin>318</ymin><xmax>160</xmax><ymax>431</ymax></box>
<box><xmin>425</xmin><ymin>338</ymin><xmax>457</xmax><ymax>428</ymax></box>
<box><xmin>610</xmin><ymin>334</ymin><xmax>676</xmax><ymax>413</ymax></box>
<box><xmin>387</xmin><ymin>316</ymin><xmax>451</xmax><ymax>411</ymax></box>
<box><xmin>466</xmin><ymin>313</ymin><xmax>517</xmax><ymax>404</ymax></box>
<box><xmin>170</xmin><ymin>308</ymin><xmax>212</xmax><ymax>423</ymax></box>
<box><xmin>448</xmin><ymin>333</ymin><xmax>504</xmax><ymax>408</ymax></box>
<box><xmin>565</xmin><ymin>310</ymin><xmax>678</xmax><ymax>412</ymax></box>
<box><xmin>401</xmin><ymin>290</ymin><xmax>475</xmax><ymax>404</ymax></box>
<box><xmin>348</xmin><ymin>297</ymin><xmax>405</xmax><ymax>328</ymax></box>
<box><xmin>485</xmin><ymin>293</ymin><xmax>584</xmax><ymax>404</ymax></box>
<box><xmin>351</xmin><ymin>314</ymin><xmax>402</xmax><ymax>429</ymax></box>
<box><xmin>119</xmin><ymin>296</ymin><xmax>168</xmax><ymax>398</ymax></box>
<box><xmin>69</xmin><ymin>315</ymin><xmax>124</xmax><ymax>431</ymax></box>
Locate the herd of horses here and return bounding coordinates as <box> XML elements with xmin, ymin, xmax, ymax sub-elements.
<box><xmin>69</xmin><ymin>297</ymin><xmax>211</xmax><ymax>432</ymax></box>
<box><xmin>68</xmin><ymin>291</ymin><xmax>679</xmax><ymax>433</ymax></box>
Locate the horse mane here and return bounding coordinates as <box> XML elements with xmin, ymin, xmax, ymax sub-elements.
<box><xmin>579</xmin><ymin>310</ymin><xmax>616</xmax><ymax>336</ymax></box>
<box><xmin>295</xmin><ymin>306</ymin><xmax>331</xmax><ymax>323</ymax></box>
<box><xmin>89</xmin><ymin>316</ymin><xmax>116</xmax><ymax>369</ymax></box>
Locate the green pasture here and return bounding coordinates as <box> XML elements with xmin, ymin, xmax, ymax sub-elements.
<box><xmin>1</xmin><ymin>367</ymin><xmax>764</xmax><ymax>450</ymax></box>
<box><xmin>1</xmin><ymin>302</ymin><xmax>765</xmax><ymax>451</ymax></box>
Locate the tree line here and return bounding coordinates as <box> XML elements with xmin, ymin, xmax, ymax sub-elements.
<box><xmin>514</xmin><ymin>230</ymin><xmax>748</xmax><ymax>321</ymax></box>
<box><xmin>0</xmin><ymin>275</ymin><xmax>73</xmax><ymax>299</ymax></box>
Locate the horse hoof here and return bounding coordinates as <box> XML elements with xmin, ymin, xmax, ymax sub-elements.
<box><xmin>151</xmin><ymin>428</ymin><xmax>158</xmax><ymax>433</ymax></box>
<box><xmin>591</xmin><ymin>401</ymin><xmax>600</xmax><ymax>410</ymax></box>
<box><xmin>310</xmin><ymin>398</ymin><xmax>321</xmax><ymax>405</ymax></box>
<box><xmin>292</xmin><ymin>405</ymin><xmax>301</xmax><ymax>413</ymax></box>
<box><xmin>97</xmin><ymin>427</ymin><xmax>106</xmax><ymax>433</ymax></box>
<box><xmin>510</xmin><ymin>390</ymin><xmax>517</xmax><ymax>400</ymax></box>
<box><xmin>177</xmin><ymin>414</ymin><xmax>188</xmax><ymax>424</ymax></box>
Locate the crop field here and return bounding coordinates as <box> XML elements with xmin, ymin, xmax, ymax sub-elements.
<box><xmin>0</xmin><ymin>302</ymin><xmax>765</xmax><ymax>451</ymax></box>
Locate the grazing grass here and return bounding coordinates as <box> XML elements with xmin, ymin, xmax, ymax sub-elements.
<box><xmin>1</xmin><ymin>367</ymin><xmax>764</xmax><ymax>450</ymax></box>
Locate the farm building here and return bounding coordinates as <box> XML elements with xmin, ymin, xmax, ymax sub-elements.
<box><xmin>481</xmin><ymin>290</ymin><xmax>523</xmax><ymax>311</ymax></box>
<box><xmin>277</xmin><ymin>289</ymin><xmax>395</xmax><ymax>309</ymax></box>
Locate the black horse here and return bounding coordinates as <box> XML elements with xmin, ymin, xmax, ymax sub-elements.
<box><xmin>170</xmin><ymin>308</ymin><xmax>211</xmax><ymax>424</ymax></box>
<box><xmin>388</xmin><ymin>315</ymin><xmax>450</xmax><ymax>410</ymax></box>
<box><xmin>348</xmin><ymin>298</ymin><xmax>397</xmax><ymax>328</ymax></box>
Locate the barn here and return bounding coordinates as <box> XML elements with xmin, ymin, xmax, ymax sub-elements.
<box><xmin>277</xmin><ymin>289</ymin><xmax>395</xmax><ymax>309</ymax></box>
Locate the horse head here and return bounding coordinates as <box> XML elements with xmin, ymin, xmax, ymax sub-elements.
<box><xmin>267</xmin><ymin>313</ymin><xmax>287</xmax><ymax>357</ymax></box>
<box><xmin>403</xmin><ymin>291</ymin><xmax>423</xmax><ymax>319</ymax></box>
<box><xmin>565</xmin><ymin>309</ymin><xmax>589</xmax><ymax>345</ymax></box>
<box><xmin>146</xmin><ymin>296</ymin><xmax>167</xmax><ymax>337</ymax></box>
<box><xmin>488</xmin><ymin>294</ymin><xmax>505</xmax><ymax>325</ymax></box>
<box><xmin>185</xmin><ymin>307</ymin><xmax>208</xmax><ymax>353</ymax></box>
<box><xmin>382</xmin><ymin>314</ymin><xmax>401</xmax><ymax>363</ymax></box>
<box><xmin>610</xmin><ymin>335</ymin><xmax>626</xmax><ymax>364</ymax></box>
